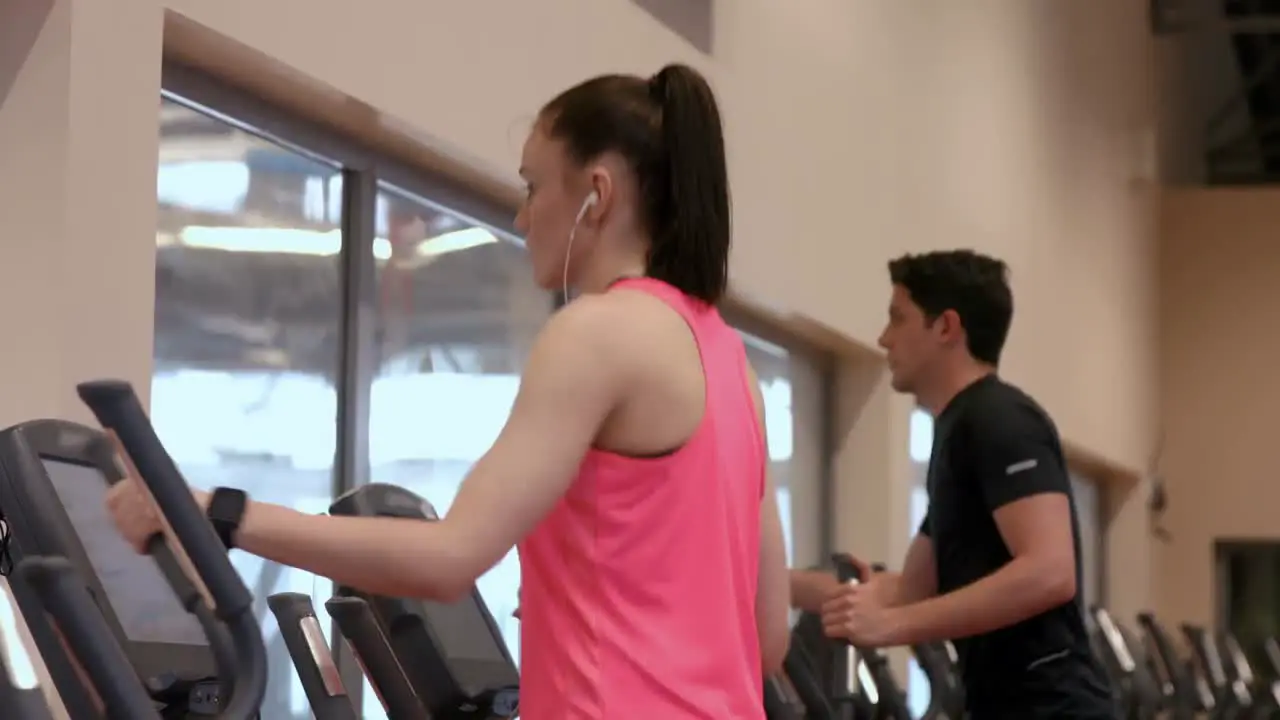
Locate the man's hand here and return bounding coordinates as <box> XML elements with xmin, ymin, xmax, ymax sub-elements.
<box><xmin>820</xmin><ymin>573</ymin><xmax>904</xmax><ymax>648</ymax></box>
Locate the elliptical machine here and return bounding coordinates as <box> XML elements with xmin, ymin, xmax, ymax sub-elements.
<box><xmin>790</xmin><ymin>556</ymin><xmax>912</xmax><ymax>719</ymax></box>
<box><xmin>76</xmin><ymin>379</ymin><xmax>269</xmax><ymax>719</ymax></box>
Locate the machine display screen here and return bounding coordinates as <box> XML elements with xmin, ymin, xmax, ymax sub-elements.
<box><xmin>41</xmin><ymin>459</ymin><xmax>207</xmax><ymax>647</ymax></box>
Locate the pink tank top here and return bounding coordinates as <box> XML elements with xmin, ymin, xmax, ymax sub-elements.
<box><xmin>517</xmin><ymin>278</ymin><xmax>767</xmax><ymax>719</ymax></box>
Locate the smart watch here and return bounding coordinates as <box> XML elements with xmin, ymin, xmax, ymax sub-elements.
<box><xmin>206</xmin><ymin>487</ymin><xmax>248</xmax><ymax>550</ymax></box>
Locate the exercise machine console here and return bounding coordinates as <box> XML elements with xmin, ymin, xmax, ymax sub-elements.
<box><xmin>0</xmin><ymin>418</ymin><xmax>225</xmax><ymax>716</ymax></box>
<box><xmin>330</xmin><ymin>483</ymin><xmax>520</xmax><ymax>719</ymax></box>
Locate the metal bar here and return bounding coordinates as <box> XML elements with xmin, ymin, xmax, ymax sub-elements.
<box><xmin>161</xmin><ymin>62</ymin><xmax>374</xmax><ymax>172</ymax></box>
<box><xmin>1205</xmin><ymin>46</ymin><xmax>1280</xmax><ymax>140</ymax></box>
<box><xmin>332</xmin><ymin>166</ymin><xmax>379</xmax><ymax>710</ymax></box>
<box><xmin>1207</xmin><ymin>114</ymin><xmax>1280</xmax><ymax>160</ymax></box>
<box><xmin>818</xmin><ymin>356</ymin><xmax>838</xmax><ymax>560</ymax></box>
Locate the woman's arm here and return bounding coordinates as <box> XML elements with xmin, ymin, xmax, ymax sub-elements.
<box><xmin>228</xmin><ymin>298</ymin><xmax>627</xmax><ymax>600</ymax></box>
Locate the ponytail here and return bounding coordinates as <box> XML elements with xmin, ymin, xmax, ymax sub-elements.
<box><xmin>646</xmin><ymin>64</ymin><xmax>731</xmax><ymax>304</ymax></box>
<box><xmin>539</xmin><ymin>65</ymin><xmax>732</xmax><ymax>303</ymax></box>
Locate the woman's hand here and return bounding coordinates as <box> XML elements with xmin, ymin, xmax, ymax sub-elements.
<box><xmin>104</xmin><ymin>474</ymin><xmax>210</xmax><ymax>554</ymax></box>
<box><xmin>104</xmin><ymin>477</ymin><xmax>166</xmax><ymax>553</ymax></box>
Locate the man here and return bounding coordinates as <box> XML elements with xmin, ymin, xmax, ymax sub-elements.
<box><xmin>792</xmin><ymin>250</ymin><xmax>1115</xmax><ymax>718</ymax></box>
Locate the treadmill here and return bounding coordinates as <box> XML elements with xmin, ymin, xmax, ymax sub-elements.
<box><xmin>329</xmin><ymin>483</ymin><xmax>520</xmax><ymax>719</ymax></box>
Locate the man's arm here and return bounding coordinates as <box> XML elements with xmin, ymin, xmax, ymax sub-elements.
<box><xmin>889</xmin><ymin>408</ymin><xmax>1077</xmax><ymax>645</ymax></box>
<box><xmin>230</xmin><ymin>298</ymin><xmax>625</xmax><ymax>601</ymax></box>
<box><xmin>893</xmin><ymin>530</ymin><xmax>937</xmax><ymax>606</ymax></box>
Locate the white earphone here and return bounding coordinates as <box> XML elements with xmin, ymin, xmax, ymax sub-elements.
<box><xmin>575</xmin><ymin>191</ymin><xmax>599</xmax><ymax>223</ymax></box>
<box><xmin>562</xmin><ymin>191</ymin><xmax>600</xmax><ymax>300</ymax></box>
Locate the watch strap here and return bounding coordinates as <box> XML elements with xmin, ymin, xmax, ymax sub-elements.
<box><xmin>206</xmin><ymin>487</ymin><xmax>248</xmax><ymax>551</ymax></box>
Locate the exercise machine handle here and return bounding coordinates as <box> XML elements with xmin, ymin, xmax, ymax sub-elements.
<box><xmin>86</xmin><ymin>435</ymin><xmax>239</xmax><ymax>704</ymax></box>
<box><xmin>267</xmin><ymin>594</ymin><xmax>357</xmax><ymax>720</ymax></box>
<box><xmin>76</xmin><ymin>381</ymin><xmax>249</xmax><ymax>617</ymax></box>
<box><xmin>830</xmin><ymin>553</ymin><xmax>861</xmax><ymax>702</ymax></box>
<box><xmin>76</xmin><ymin>380</ymin><xmax>267</xmax><ymax>720</ymax></box>
<box><xmin>325</xmin><ymin>596</ymin><xmax>428</xmax><ymax>720</ymax></box>
<box><xmin>0</xmin><ymin>583</ymin><xmax>54</xmax><ymax>720</ymax></box>
<box><xmin>83</xmin><ymin>436</ymin><xmax>205</xmax><ymax>613</ymax></box>
<box><xmin>16</xmin><ymin>556</ymin><xmax>159</xmax><ymax>719</ymax></box>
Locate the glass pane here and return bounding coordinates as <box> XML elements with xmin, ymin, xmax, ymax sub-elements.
<box><xmin>907</xmin><ymin>412</ymin><xmax>933</xmax><ymax>713</ymax></box>
<box><xmin>152</xmin><ymin>96</ymin><xmax>342</xmax><ymax>720</ymax></box>
<box><xmin>362</xmin><ymin>183</ymin><xmax>547</xmax><ymax>720</ymax></box>
<box><xmin>1070</xmin><ymin>474</ymin><xmax>1104</xmax><ymax>608</ymax></box>
<box><xmin>1223</xmin><ymin>545</ymin><xmax>1280</xmax><ymax>672</ymax></box>
<box><xmin>740</xmin><ymin>332</ymin><xmax>798</xmax><ymax>566</ymax></box>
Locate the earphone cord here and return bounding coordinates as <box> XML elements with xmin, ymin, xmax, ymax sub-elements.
<box><xmin>561</xmin><ymin>225</ymin><xmax>577</xmax><ymax>302</ymax></box>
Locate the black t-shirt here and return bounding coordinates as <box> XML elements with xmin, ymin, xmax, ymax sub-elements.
<box><xmin>918</xmin><ymin>375</ymin><xmax>1116</xmax><ymax>719</ymax></box>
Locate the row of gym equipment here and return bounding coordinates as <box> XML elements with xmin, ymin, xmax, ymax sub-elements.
<box><xmin>768</xmin><ymin>560</ymin><xmax>1280</xmax><ymax>719</ymax></box>
<box><xmin>0</xmin><ymin>379</ymin><xmax>1276</xmax><ymax>718</ymax></box>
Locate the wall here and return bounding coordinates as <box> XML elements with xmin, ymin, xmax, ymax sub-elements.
<box><xmin>1</xmin><ymin>0</ymin><xmax>1159</xmax><ymax>624</ymax></box>
<box><xmin>1158</xmin><ymin>188</ymin><xmax>1280</xmax><ymax>626</ymax></box>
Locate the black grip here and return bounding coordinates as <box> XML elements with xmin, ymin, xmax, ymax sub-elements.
<box><xmin>267</xmin><ymin>594</ymin><xmax>356</xmax><ymax>720</ymax></box>
<box><xmin>17</xmin><ymin>557</ymin><xmax>159</xmax><ymax>719</ymax></box>
<box><xmin>832</xmin><ymin>553</ymin><xmax>861</xmax><ymax>584</ymax></box>
<box><xmin>76</xmin><ymin>380</ymin><xmax>251</xmax><ymax>619</ymax></box>
<box><xmin>325</xmin><ymin>597</ymin><xmax>428</xmax><ymax>720</ymax></box>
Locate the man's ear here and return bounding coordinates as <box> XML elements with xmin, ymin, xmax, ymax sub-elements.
<box><xmin>937</xmin><ymin>308</ymin><xmax>964</xmax><ymax>342</ymax></box>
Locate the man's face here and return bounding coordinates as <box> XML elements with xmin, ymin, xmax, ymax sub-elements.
<box><xmin>878</xmin><ymin>285</ymin><xmax>945</xmax><ymax>394</ymax></box>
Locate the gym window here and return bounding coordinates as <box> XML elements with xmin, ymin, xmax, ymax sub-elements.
<box><xmin>152</xmin><ymin>61</ymin><xmax>834</xmax><ymax>717</ymax></box>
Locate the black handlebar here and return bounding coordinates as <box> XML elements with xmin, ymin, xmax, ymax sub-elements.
<box><xmin>0</xmin><ymin>583</ymin><xmax>54</xmax><ymax>720</ymax></box>
<box><xmin>76</xmin><ymin>380</ymin><xmax>266</xmax><ymax>720</ymax></box>
<box><xmin>267</xmin><ymin>593</ymin><xmax>356</xmax><ymax>720</ymax></box>
<box><xmin>326</xmin><ymin>596</ymin><xmax>429</xmax><ymax>720</ymax></box>
<box><xmin>16</xmin><ymin>557</ymin><xmax>158</xmax><ymax>719</ymax></box>
<box><xmin>830</xmin><ymin>554</ymin><xmax>861</xmax><ymax>702</ymax></box>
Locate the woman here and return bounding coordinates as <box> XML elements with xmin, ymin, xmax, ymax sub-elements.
<box><xmin>107</xmin><ymin>64</ymin><xmax>791</xmax><ymax>719</ymax></box>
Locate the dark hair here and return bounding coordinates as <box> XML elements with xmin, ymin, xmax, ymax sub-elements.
<box><xmin>540</xmin><ymin>64</ymin><xmax>731</xmax><ymax>304</ymax></box>
<box><xmin>888</xmin><ymin>250</ymin><xmax>1013</xmax><ymax>366</ymax></box>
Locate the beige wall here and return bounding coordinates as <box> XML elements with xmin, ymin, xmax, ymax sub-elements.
<box><xmin>1159</xmin><ymin>188</ymin><xmax>1280</xmax><ymax>627</ymax></box>
<box><xmin>2</xmin><ymin>0</ymin><xmax>1160</xmax><ymax>636</ymax></box>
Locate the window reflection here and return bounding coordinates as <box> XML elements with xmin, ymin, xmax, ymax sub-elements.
<box><xmin>907</xmin><ymin>413</ymin><xmax>933</xmax><ymax>716</ymax></box>
<box><xmin>152</xmin><ymin>96</ymin><xmax>341</xmax><ymax>720</ymax></box>
<box><xmin>1071</xmin><ymin>474</ymin><xmax>1105</xmax><ymax>609</ymax></box>
<box><xmin>361</xmin><ymin>183</ymin><xmax>546</xmax><ymax>720</ymax></box>
<box><xmin>741</xmin><ymin>332</ymin><xmax>798</xmax><ymax>566</ymax></box>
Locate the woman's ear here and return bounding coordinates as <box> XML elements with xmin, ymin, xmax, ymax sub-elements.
<box><xmin>585</xmin><ymin>165</ymin><xmax>616</xmax><ymax>223</ymax></box>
